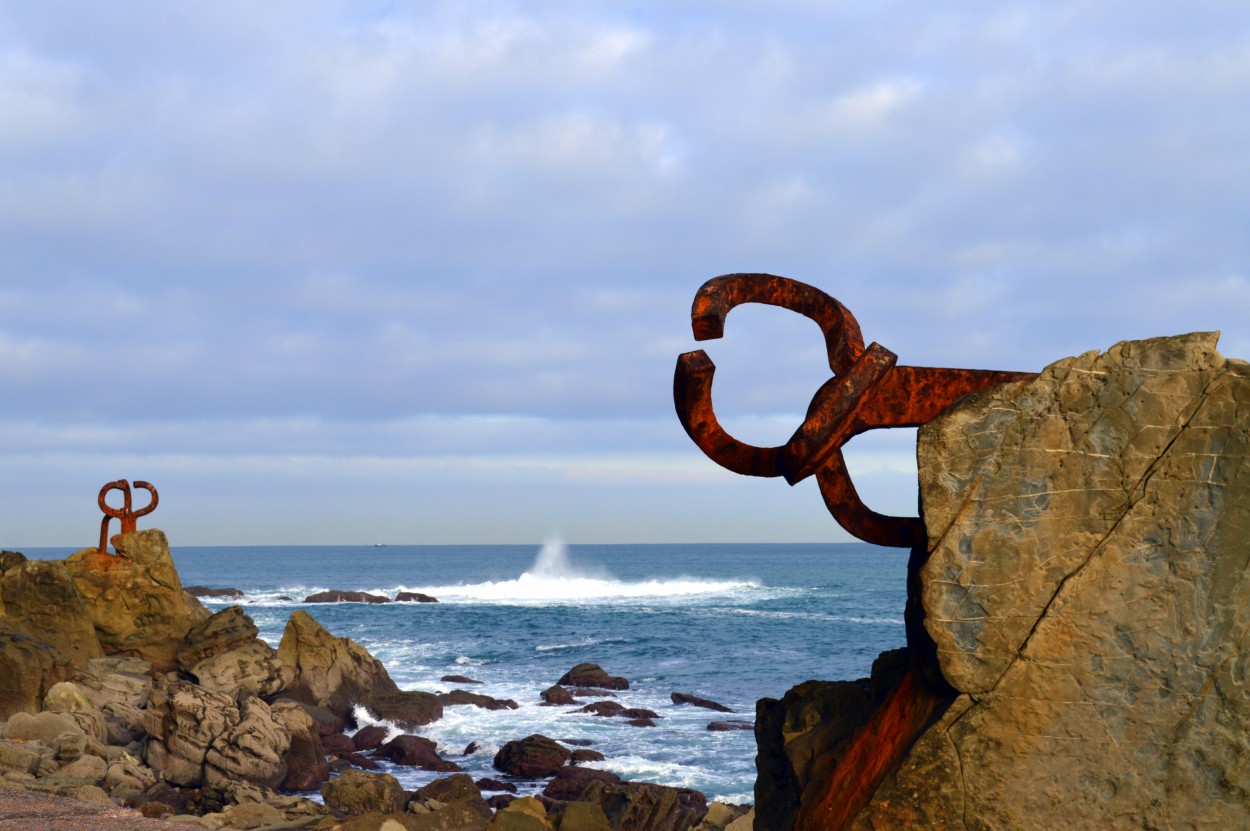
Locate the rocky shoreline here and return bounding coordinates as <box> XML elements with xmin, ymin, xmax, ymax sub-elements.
<box><xmin>0</xmin><ymin>531</ymin><xmax>753</xmax><ymax>831</ymax></box>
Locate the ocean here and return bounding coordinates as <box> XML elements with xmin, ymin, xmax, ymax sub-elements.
<box><xmin>56</xmin><ymin>541</ymin><xmax>909</xmax><ymax>804</ymax></box>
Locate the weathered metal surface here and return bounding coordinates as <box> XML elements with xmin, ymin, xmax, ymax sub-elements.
<box><xmin>97</xmin><ymin>479</ymin><xmax>158</xmax><ymax>555</ymax></box>
<box><xmin>674</xmin><ymin>273</ymin><xmax>1036</xmax><ymax>547</ymax></box>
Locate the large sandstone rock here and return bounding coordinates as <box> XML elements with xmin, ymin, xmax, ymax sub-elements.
<box><xmin>144</xmin><ymin>679</ymin><xmax>240</xmax><ymax>787</ymax></box>
<box><xmin>850</xmin><ymin>333</ymin><xmax>1250</xmax><ymax>829</ymax></box>
<box><xmin>176</xmin><ymin>605</ymin><xmax>259</xmax><ymax>667</ymax></box>
<box><xmin>277</xmin><ymin>610</ymin><xmax>399</xmax><ymax>719</ymax></box>
<box><xmin>0</xmin><ymin>559</ymin><xmax>102</xmax><ymax>664</ymax></box>
<box><xmin>271</xmin><ymin>698</ymin><xmax>329</xmax><ymax>791</ymax></box>
<box><xmin>203</xmin><ymin>695</ymin><xmax>292</xmax><ymax>789</ymax></box>
<box><xmin>62</xmin><ymin>529</ymin><xmax>209</xmax><ymax>670</ymax></box>
<box><xmin>145</xmin><ymin>680</ymin><xmax>296</xmax><ymax>790</ymax></box>
<box><xmin>0</xmin><ymin>625</ymin><xmax>74</xmax><ymax>719</ymax></box>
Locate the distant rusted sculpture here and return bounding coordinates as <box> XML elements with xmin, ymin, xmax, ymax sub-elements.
<box><xmin>97</xmin><ymin>479</ymin><xmax>158</xmax><ymax>555</ymax></box>
<box><xmin>674</xmin><ymin>274</ymin><xmax>1036</xmax><ymax>547</ymax></box>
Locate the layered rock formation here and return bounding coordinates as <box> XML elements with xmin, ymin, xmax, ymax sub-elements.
<box><xmin>763</xmin><ymin>333</ymin><xmax>1250</xmax><ymax>830</ymax></box>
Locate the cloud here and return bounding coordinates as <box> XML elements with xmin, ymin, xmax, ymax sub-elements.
<box><xmin>0</xmin><ymin>1</ymin><xmax>1248</xmax><ymax>543</ymax></box>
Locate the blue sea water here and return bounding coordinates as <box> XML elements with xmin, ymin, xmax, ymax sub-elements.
<box><xmin>156</xmin><ymin>542</ymin><xmax>905</xmax><ymax>804</ymax></box>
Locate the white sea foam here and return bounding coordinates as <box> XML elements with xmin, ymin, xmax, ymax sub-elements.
<box><xmin>406</xmin><ymin>540</ymin><xmax>758</xmax><ymax>603</ymax></box>
<box><xmin>204</xmin><ymin>540</ymin><xmax>762</xmax><ymax>607</ymax></box>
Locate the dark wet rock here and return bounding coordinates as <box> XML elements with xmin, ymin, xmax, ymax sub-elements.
<box><xmin>277</xmin><ymin>596</ymin><xmax>294</xmax><ymax>602</ymax></box>
<box><xmin>493</xmin><ymin>734</ymin><xmax>572</xmax><ymax>778</ymax></box>
<box><xmin>464</xmin><ymin>740</ymin><xmax>489</xmax><ymax>756</ymax></box>
<box><xmin>359</xmin><ymin>689</ymin><xmax>444</xmax><ymax>730</ymax></box>
<box><xmin>559</xmin><ymin>738</ymin><xmax>594</xmax><ymax>747</ymax></box>
<box><xmin>707</xmin><ymin>720</ymin><xmax>755</xmax><ymax>732</ymax></box>
<box><xmin>557</xmin><ymin>663</ymin><xmax>628</xmax><ymax>691</ymax></box>
<box><xmin>184</xmin><ymin>586</ymin><xmax>245</xmax><ymax>599</ymax></box>
<box><xmin>302</xmin><ymin>590</ymin><xmax>391</xmax><ymax>604</ymax></box>
<box><xmin>322</xmin><ymin>733</ymin><xmax>356</xmax><ymax>756</ymax></box>
<box><xmin>395</xmin><ymin>592</ymin><xmax>439</xmax><ymax>603</ymax></box>
<box><xmin>487</xmin><ymin>794</ymin><xmax>516</xmax><ymax>810</ymax></box>
<box><xmin>438</xmin><ymin>689</ymin><xmax>519</xmax><ymax>711</ymax></box>
<box><xmin>344</xmin><ymin>752</ymin><xmax>380</xmax><ymax>771</ymax></box>
<box><xmin>477</xmin><ymin>777</ymin><xmax>518</xmax><ymax>794</ymax></box>
<box><xmin>376</xmin><ymin>734</ymin><xmax>462</xmax><ymax>772</ymax></box>
<box><xmin>352</xmin><ymin>724</ymin><xmax>389</xmax><ymax>751</ymax></box>
<box><xmin>571</xmin><ymin>749</ymin><xmax>606</xmax><ymax>764</ymax></box>
<box><xmin>621</xmin><ymin>708</ymin><xmax>659</xmax><ymax>720</ymax></box>
<box><xmin>441</xmin><ymin>674</ymin><xmax>482</xmax><ymax>685</ymax></box>
<box><xmin>568</xmin><ymin>688</ymin><xmax>616</xmax><ymax>698</ymax></box>
<box><xmin>541</xmin><ymin>766</ymin><xmax>623</xmax><ymax>801</ymax></box>
<box><xmin>579</xmin><ymin>701</ymin><xmax>625</xmax><ymax>717</ymax></box>
<box><xmin>626</xmin><ymin>718</ymin><xmax>656</xmax><ymax>728</ymax></box>
<box><xmin>671</xmin><ymin>692</ymin><xmax>733</xmax><ymax>713</ymax></box>
<box><xmin>540</xmin><ymin>685</ymin><xmax>576</xmax><ymax>706</ymax></box>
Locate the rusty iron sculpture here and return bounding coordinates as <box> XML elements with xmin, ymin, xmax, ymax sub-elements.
<box><xmin>674</xmin><ymin>274</ymin><xmax>1036</xmax><ymax>548</ymax></box>
<box><xmin>97</xmin><ymin>479</ymin><xmax>158</xmax><ymax>555</ymax></box>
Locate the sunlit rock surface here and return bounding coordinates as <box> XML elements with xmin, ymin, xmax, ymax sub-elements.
<box><xmin>851</xmin><ymin>332</ymin><xmax>1250</xmax><ymax>829</ymax></box>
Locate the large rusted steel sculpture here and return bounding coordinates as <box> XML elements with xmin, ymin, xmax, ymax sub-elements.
<box><xmin>97</xmin><ymin>479</ymin><xmax>158</xmax><ymax>555</ymax></box>
<box><xmin>674</xmin><ymin>274</ymin><xmax>1036</xmax><ymax>547</ymax></box>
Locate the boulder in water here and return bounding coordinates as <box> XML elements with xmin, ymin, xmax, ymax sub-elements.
<box><xmin>539</xmin><ymin>684</ymin><xmax>576</xmax><ymax>706</ymax></box>
<box><xmin>376</xmin><ymin>734</ymin><xmax>462</xmax><ymax>772</ymax></box>
<box><xmin>358</xmin><ymin>689</ymin><xmax>443</xmax><ymax>729</ymax></box>
<box><xmin>395</xmin><ymin>591</ymin><xmax>438</xmax><ymax>603</ymax></box>
<box><xmin>671</xmin><ymin>692</ymin><xmax>733</xmax><ymax>713</ymax></box>
<box><xmin>557</xmin><ymin>663</ymin><xmax>628</xmax><ymax>691</ymax></box>
<box><xmin>302</xmin><ymin>590</ymin><xmax>390</xmax><ymax>604</ymax></box>
<box><xmin>184</xmin><ymin>586</ymin><xmax>244</xmax><ymax>599</ymax></box>
<box><xmin>493</xmin><ymin>734</ymin><xmax>572</xmax><ymax>778</ymax></box>
<box><xmin>438</xmin><ymin>688</ymin><xmax>519</xmax><ymax>711</ymax></box>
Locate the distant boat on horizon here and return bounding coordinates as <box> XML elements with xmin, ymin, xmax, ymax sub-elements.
<box><xmin>374</xmin><ymin>543</ymin><xmax>386</xmax><ymax>547</ymax></box>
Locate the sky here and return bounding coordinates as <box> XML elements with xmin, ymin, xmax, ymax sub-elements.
<box><xmin>2</xmin><ymin>1</ymin><xmax>1249</xmax><ymax>547</ymax></box>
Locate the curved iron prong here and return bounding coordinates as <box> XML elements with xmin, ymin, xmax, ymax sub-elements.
<box><xmin>816</xmin><ymin>453</ymin><xmax>925</xmax><ymax>548</ymax></box>
<box><xmin>132</xmin><ymin>481</ymin><xmax>159</xmax><ymax>520</ymax></box>
<box><xmin>690</xmin><ymin>274</ymin><xmax>866</xmax><ymax>376</ymax></box>
<box><xmin>674</xmin><ymin>350</ymin><xmax>786</xmax><ymax>478</ymax></box>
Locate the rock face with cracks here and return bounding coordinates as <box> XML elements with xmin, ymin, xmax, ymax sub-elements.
<box><xmin>846</xmin><ymin>333</ymin><xmax>1250</xmax><ymax>829</ymax></box>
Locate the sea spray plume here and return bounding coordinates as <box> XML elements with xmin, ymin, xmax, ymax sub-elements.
<box><xmin>528</xmin><ymin>537</ymin><xmax>608</xmax><ymax>580</ymax></box>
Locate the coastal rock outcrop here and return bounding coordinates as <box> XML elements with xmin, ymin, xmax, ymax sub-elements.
<box><xmin>63</xmin><ymin>529</ymin><xmax>208</xmax><ymax>671</ymax></box>
<box><xmin>807</xmin><ymin>333</ymin><xmax>1250</xmax><ymax>829</ymax></box>
<box><xmin>177</xmin><ymin>606</ymin><xmax>285</xmax><ymax>699</ymax></box>
<box><xmin>0</xmin><ymin>559</ymin><xmax>102</xmax><ymax>665</ymax></box>
<box><xmin>0</xmin><ymin>627</ymin><xmax>73</xmax><ymax>719</ymax></box>
<box><xmin>276</xmin><ymin>609</ymin><xmax>399</xmax><ymax>719</ymax></box>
